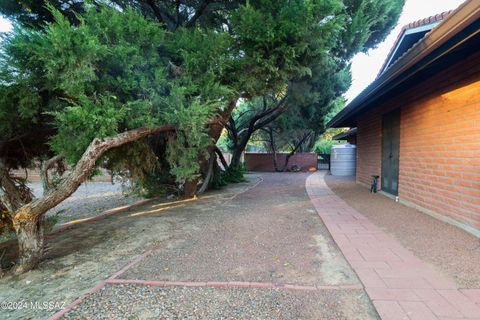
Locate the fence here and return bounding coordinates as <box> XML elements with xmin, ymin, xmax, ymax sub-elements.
<box><xmin>244</xmin><ymin>153</ymin><xmax>317</xmax><ymax>172</ymax></box>
<box><xmin>317</xmin><ymin>153</ymin><xmax>330</xmax><ymax>170</ymax></box>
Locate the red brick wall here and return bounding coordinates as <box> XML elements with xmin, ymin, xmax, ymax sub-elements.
<box><xmin>400</xmin><ymin>80</ymin><xmax>480</xmax><ymax>231</ymax></box>
<box><xmin>245</xmin><ymin>153</ymin><xmax>317</xmax><ymax>172</ymax></box>
<box><xmin>356</xmin><ymin>50</ymin><xmax>480</xmax><ymax>233</ymax></box>
<box><xmin>356</xmin><ymin>111</ymin><xmax>382</xmax><ymax>187</ymax></box>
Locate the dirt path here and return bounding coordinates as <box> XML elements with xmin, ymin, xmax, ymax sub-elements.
<box><xmin>0</xmin><ymin>173</ymin><xmax>378</xmax><ymax>319</ymax></box>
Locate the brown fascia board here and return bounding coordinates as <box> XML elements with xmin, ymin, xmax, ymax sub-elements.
<box><xmin>328</xmin><ymin>0</ymin><xmax>480</xmax><ymax>128</ymax></box>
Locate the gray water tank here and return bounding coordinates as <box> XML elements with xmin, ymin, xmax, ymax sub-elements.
<box><xmin>330</xmin><ymin>143</ymin><xmax>356</xmax><ymax>176</ymax></box>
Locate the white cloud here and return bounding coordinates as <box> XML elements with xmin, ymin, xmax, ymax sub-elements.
<box><xmin>345</xmin><ymin>0</ymin><xmax>466</xmax><ymax>102</ymax></box>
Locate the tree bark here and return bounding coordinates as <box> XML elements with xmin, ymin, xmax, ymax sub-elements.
<box><xmin>229</xmin><ymin>149</ymin><xmax>244</xmax><ymax>169</ymax></box>
<box><xmin>214</xmin><ymin>146</ymin><xmax>228</xmax><ymax>170</ymax></box>
<box><xmin>226</xmin><ymin>98</ymin><xmax>287</xmax><ymax>170</ymax></box>
<box><xmin>40</xmin><ymin>155</ymin><xmax>64</xmax><ymax>194</ymax></box>
<box><xmin>11</xmin><ymin>125</ymin><xmax>175</xmax><ymax>273</ymax></box>
<box><xmin>265</xmin><ymin>128</ymin><xmax>280</xmax><ymax>172</ymax></box>
<box><xmin>281</xmin><ymin>132</ymin><xmax>312</xmax><ymax>172</ymax></box>
<box><xmin>197</xmin><ymin>153</ymin><xmax>214</xmax><ymax>195</ymax></box>
<box><xmin>183</xmin><ymin>179</ymin><xmax>198</xmax><ymax>198</ymax></box>
<box><xmin>12</xmin><ymin>216</ymin><xmax>45</xmax><ymax>274</ymax></box>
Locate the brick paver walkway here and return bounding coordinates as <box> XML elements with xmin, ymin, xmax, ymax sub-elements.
<box><xmin>306</xmin><ymin>172</ymin><xmax>480</xmax><ymax>320</ymax></box>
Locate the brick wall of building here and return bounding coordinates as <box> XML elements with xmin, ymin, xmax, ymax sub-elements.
<box><xmin>245</xmin><ymin>153</ymin><xmax>317</xmax><ymax>172</ymax></box>
<box><xmin>400</xmin><ymin>80</ymin><xmax>480</xmax><ymax>231</ymax></box>
<box><xmin>355</xmin><ymin>50</ymin><xmax>480</xmax><ymax>233</ymax></box>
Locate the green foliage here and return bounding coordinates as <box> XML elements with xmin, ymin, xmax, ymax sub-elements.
<box><xmin>0</xmin><ymin>6</ymin><xmax>231</xmax><ymax>184</ymax></box>
<box><xmin>229</xmin><ymin>0</ymin><xmax>342</xmax><ymax>96</ymax></box>
<box><xmin>225</xmin><ymin>0</ymin><xmax>404</xmax><ymax>165</ymax></box>
<box><xmin>50</xmin><ymin>96</ymin><xmax>128</xmax><ymax>163</ymax></box>
<box><xmin>0</xmin><ymin>0</ymin><xmax>85</xmax><ymax>28</ymax></box>
<box><xmin>340</xmin><ymin>0</ymin><xmax>406</xmax><ymax>58</ymax></box>
<box><xmin>0</xmin><ymin>1</ymin><xmax>243</xmax><ymax>31</ymax></box>
<box><xmin>313</xmin><ymin>128</ymin><xmax>347</xmax><ymax>154</ymax></box>
<box><xmin>44</xmin><ymin>212</ymin><xmax>60</xmax><ymax>234</ymax></box>
<box><xmin>211</xmin><ymin>165</ymin><xmax>247</xmax><ymax>189</ymax></box>
<box><xmin>166</xmin><ymin>98</ymin><xmax>217</xmax><ymax>183</ymax></box>
<box><xmin>0</xmin><ymin>0</ymin><xmax>405</xmax><ymax>199</ymax></box>
<box><xmin>313</xmin><ymin>139</ymin><xmax>337</xmax><ymax>155</ymax></box>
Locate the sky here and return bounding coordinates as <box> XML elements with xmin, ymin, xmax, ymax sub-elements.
<box><xmin>0</xmin><ymin>0</ymin><xmax>467</xmax><ymax>100</ymax></box>
<box><xmin>345</xmin><ymin>0</ymin><xmax>466</xmax><ymax>101</ymax></box>
<box><xmin>0</xmin><ymin>15</ymin><xmax>11</xmax><ymax>32</ymax></box>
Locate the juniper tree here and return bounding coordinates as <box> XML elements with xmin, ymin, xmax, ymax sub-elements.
<box><xmin>0</xmin><ymin>6</ymin><xmax>231</xmax><ymax>273</ymax></box>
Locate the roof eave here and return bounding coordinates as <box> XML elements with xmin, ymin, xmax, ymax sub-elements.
<box><xmin>328</xmin><ymin>0</ymin><xmax>480</xmax><ymax>128</ymax></box>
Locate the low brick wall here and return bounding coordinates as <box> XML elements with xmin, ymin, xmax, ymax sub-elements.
<box><xmin>245</xmin><ymin>153</ymin><xmax>317</xmax><ymax>172</ymax></box>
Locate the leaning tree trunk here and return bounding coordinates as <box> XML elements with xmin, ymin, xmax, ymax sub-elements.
<box><xmin>281</xmin><ymin>133</ymin><xmax>312</xmax><ymax>172</ymax></box>
<box><xmin>9</xmin><ymin>125</ymin><xmax>175</xmax><ymax>274</ymax></box>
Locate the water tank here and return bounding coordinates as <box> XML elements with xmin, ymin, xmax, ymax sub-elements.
<box><xmin>330</xmin><ymin>143</ymin><xmax>356</xmax><ymax>176</ymax></box>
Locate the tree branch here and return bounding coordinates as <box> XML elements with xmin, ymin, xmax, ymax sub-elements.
<box><xmin>175</xmin><ymin>0</ymin><xmax>181</xmax><ymax>28</ymax></box>
<box><xmin>145</xmin><ymin>0</ymin><xmax>176</xmax><ymax>30</ymax></box>
<box><xmin>0</xmin><ymin>161</ymin><xmax>32</xmax><ymax>214</ymax></box>
<box><xmin>214</xmin><ymin>146</ymin><xmax>228</xmax><ymax>170</ymax></box>
<box><xmin>40</xmin><ymin>155</ymin><xmax>64</xmax><ymax>195</ymax></box>
<box><xmin>197</xmin><ymin>152</ymin><xmax>214</xmax><ymax>195</ymax></box>
<box><xmin>252</xmin><ymin>98</ymin><xmax>288</xmax><ymax>131</ymax></box>
<box><xmin>282</xmin><ymin>132</ymin><xmax>312</xmax><ymax>171</ymax></box>
<box><xmin>14</xmin><ymin>125</ymin><xmax>176</xmax><ymax>222</ymax></box>
<box><xmin>227</xmin><ymin>116</ymin><xmax>238</xmax><ymax>145</ymax></box>
<box><xmin>185</xmin><ymin>0</ymin><xmax>212</xmax><ymax>28</ymax></box>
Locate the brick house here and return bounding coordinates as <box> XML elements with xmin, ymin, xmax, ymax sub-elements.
<box><xmin>328</xmin><ymin>1</ymin><xmax>480</xmax><ymax>236</ymax></box>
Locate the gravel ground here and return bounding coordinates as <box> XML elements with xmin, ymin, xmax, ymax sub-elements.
<box><xmin>0</xmin><ymin>173</ymin><xmax>376</xmax><ymax>319</ymax></box>
<box><xmin>63</xmin><ymin>284</ymin><xmax>377</xmax><ymax>320</ymax></box>
<box><xmin>0</xmin><ymin>181</ymin><xmax>141</xmax><ymax>243</ymax></box>
<box><xmin>0</xmin><ymin>176</ymin><xmax>263</xmax><ymax>319</ymax></box>
<box><xmin>325</xmin><ymin>173</ymin><xmax>480</xmax><ymax>289</ymax></box>
<box><xmin>122</xmin><ymin>173</ymin><xmax>358</xmax><ymax>286</ymax></box>
<box><xmin>30</xmin><ymin>181</ymin><xmax>142</xmax><ymax>226</ymax></box>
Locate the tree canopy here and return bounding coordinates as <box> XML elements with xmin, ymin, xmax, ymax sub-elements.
<box><xmin>0</xmin><ymin>0</ymin><xmax>405</xmax><ymax>273</ymax></box>
<box><xmin>223</xmin><ymin>0</ymin><xmax>404</xmax><ymax>168</ymax></box>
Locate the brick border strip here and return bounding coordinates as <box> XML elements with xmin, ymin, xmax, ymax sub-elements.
<box><xmin>48</xmin><ymin>281</ymin><xmax>107</xmax><ymax>320</ymax></box>
<box><xmin>50</xmin><ymin>175</ymin><xmax>264</xmax><ymax>236</ymax></box>
<box><xmin>2</xmin><ymin>176</ymin><xmax>264</xmax><ymax>252</ymax></box>
<box><xmin>49</xmin><ymin>279</ymin><xmax>361</xmax><ymax>320</ymax></box>
<box><xmin>47</xmin><ymin>245</ymin><xmax>160</xmax><ymax>320</ymax></box>
<box><xmin>104</xmin><ymin>279</ymin><xmax>363</xmax><ymax>291</ymax></box>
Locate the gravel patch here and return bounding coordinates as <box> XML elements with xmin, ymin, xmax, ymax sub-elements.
<box><xmin>63</xmin><ymin>284</ymin><xmax>378</xmax><ymax>320</ymax></box>
<box><xmin>0</xmin><ymin>173</ymin><xmax>374</xmax><ymax>319</ymax></box>
<box><xmin>0</xmin><ymin>177</ymin><xmax>261</xmax><ymax>320</ymax></box>
<box><xmin>30</xmin><ymin>181</ymin><xmax>142</xmax><ymax>226</ymax></box>
<box><xmin>122</xmin><ymin>173</ymin><xmax>358</xmax><ymax>286</ymax></box>
<box><xmin>325</xmin><ymin>174</ymin><xmax>480</xmax><ymax>289</ymax></box>
<box><xmin>1</xmin><ymin>181</ymin><xmax>141</xmax><ymax>243</ymax></box>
